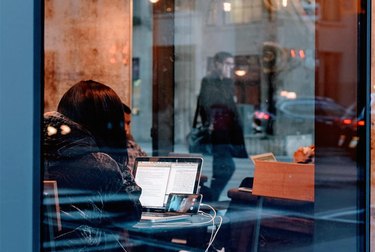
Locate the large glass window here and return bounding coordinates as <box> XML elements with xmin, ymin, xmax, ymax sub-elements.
<box><xmin>42</xmin><ymin>0</ymin><xmax>369</xmax><ymax>251</ymax></box>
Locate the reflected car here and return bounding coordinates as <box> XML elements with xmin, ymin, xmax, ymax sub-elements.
<box><xmin>337</xmin><ymin>104</ymin><xmax>365</xmax><ymax>158</ymax></box>
<box><xmin>252</xmin><ymin>110</ymin><xmax>275</xmax><ymax>135</ymax></box>
<box><xmin>276</xmin><ymin>97</ymin><xmax>347</xmax><ymax>146</ymax></box>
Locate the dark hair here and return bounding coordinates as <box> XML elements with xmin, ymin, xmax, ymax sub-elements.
<box><xmin>122</xmin><ymin>103</ymin><xmax>132</xmax><ymax>115</ymax></box>
<box><xmin>214</xmin><ymin>51</ymin><xmax>233</xmax><ymax>64</ymax></box>
<box><xmin>57</xmin><ymin>80</ymin><xmax>127</xmax><ymax>165</ymax></box>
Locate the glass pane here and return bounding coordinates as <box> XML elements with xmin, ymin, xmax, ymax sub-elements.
<box><xmin>170</xmin><ymin>0</ymin><xmax>317</xmax><ymax>199</ymax></box>
<box><xmin>42</xmin><ymin>1</ymin><xmax>138</xmax><ymax>251</ymax></box>
<box><xmin>132</xmin><ymin>0</ymin><xmax>366</xmax><ymax>251</ymax></box>
<box><xmin>41</xmin><ymin>0</ymin><xmax>367</xmax><ymax>251</ymax></box>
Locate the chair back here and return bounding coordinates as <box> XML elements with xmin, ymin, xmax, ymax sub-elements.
<box><xmin>43</xmin><ymin>180</ymin><xmax>61</xmax><ymax>251</ymax></box>
<box><xmin>252</xmin><ymin>161</ymin><xmax>314</xmax><ymax>202</ymax></box>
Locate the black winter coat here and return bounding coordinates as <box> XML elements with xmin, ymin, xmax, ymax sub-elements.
<box><xmin>43</xmin><ymin>111</ymin><xmax>142</xmax><ymax>251</ymax></box>
<box><xmin>199</xmin><ymin>72</ymin><xmax>248</xmax><ymax>157</ymax></box>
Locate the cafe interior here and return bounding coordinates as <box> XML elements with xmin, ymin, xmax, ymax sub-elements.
<box><xmin>1</xmin><ymin>0</ymin><xmax>375</xmax><ymax>251</ymax></box>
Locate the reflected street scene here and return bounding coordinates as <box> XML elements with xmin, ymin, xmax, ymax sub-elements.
<box><xmin>42</xmin><ymin>0</ymin><xmax>368</xmax><ymax>251</ymax></box>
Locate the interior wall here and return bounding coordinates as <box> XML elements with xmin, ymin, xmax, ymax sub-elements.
<box><xmin>44</xmin><ymin>0</ymin><xmax>132</xmax><ymax>112</ymax></box>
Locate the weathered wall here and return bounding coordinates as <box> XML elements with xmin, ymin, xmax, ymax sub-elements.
<box><xmin>44</xmin><ymin>0</ymin><xmax>132</xmax><ymax>112</ymax></box>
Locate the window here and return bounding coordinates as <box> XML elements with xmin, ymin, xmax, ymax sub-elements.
<box><xmin>206</xmin><ymin>0</ymin><xmax>262</xmax><ymax>26</ymax></box>
<box><xmin>39</xmin><ymin>0</ymin><xmax>369</xmax><ymax>251</ymax></box>
<box><xmin>224</xmin><ymin>0</ymin><xmax>263</xmax><ymax>24</ymax></box>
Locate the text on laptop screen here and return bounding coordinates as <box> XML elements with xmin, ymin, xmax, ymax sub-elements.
<box><xmin>134</xmin><ymin>158</ymin><xmax>202</xmax><ymax>210</ymax></box>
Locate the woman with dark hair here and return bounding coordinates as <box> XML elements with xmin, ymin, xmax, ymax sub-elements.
<box><xmin>57</xmin><ymin>80</ymin><xmax>128</xmax><ymax>165</ymax></box>
<box><xmin>43</xmin><ymin>80</ymin><xmax>142</xmax><ymax>251</ymax></box>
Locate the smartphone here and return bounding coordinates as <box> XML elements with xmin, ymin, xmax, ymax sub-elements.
<box><xmin>165</xmin><ymin>193</ymin><xmax>203</xmax><ymax>214</ymax></box>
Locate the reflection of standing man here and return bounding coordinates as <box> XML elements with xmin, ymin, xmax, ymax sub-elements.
<box><xmin>199</xmin><ymin>52</ymin><xmax>248</xmax><ymax>201</ymax></box>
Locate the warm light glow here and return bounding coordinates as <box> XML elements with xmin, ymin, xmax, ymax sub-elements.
<box><xmin>223</xmin><ymin>2</ymin><xmax>231</xmax><ymax>12</ymax></box>
<box><xmin>280</xmin><ymin>90</ymin><xmax>288</xmax><ymax>97</ymax></box>
<box><xmin>282</xmin><ymin>0</ymin><xmax>288</xmax><ymax>7</ymax></box>
<box><xmin>342</xmin><ymin>119</ymin><xmax>352</xmax><ymax>125</ymax></box>
<box><xmin>299</xmin><ymin>50</ymin><xmax>305</xmax><ymax>58</ymax></box>
<box><xmin>290</xmin><ymin>49</ymin><xmax>296</xmax><ymax>58</ymax></box>
<box><xmin>255</xmin><ymin>111</ymin><xmax>271</xmax><ymax>120</ymax></box>
<box><xmin>358</xmin><ymin>120</ymin><xmax>365</xmax><ymax>126</ymax></box>
<box><xmin>286</xmin><ymin>92</ymin><xmax>297</xmax><ymax>99</ymax></box>
<box><xmin>235</xmin><ymin>70</ymin><xmax>247</xmax><ymax>76</ymax></box>
<box><xmin>149</xmin><ymin>0</ymin><xmax>159</xmax><ymax>3</ymax></box>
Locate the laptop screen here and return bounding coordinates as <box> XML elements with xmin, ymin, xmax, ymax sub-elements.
<box><xmin>133</xmin><ymin>156</ymin><xmax>203</xmax><ymax>210</ymax></box>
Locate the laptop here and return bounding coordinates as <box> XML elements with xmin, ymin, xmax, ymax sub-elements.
<box><xmin>133</xmin><ymin>156</ymin><xmax>203</xmax><ymax>222</ymax></box>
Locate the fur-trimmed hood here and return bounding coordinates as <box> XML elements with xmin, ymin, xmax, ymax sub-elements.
<box><xmin>43</xmin><ymin>111</ymin><xmax>98</xmax><ymax>160</ymax></box>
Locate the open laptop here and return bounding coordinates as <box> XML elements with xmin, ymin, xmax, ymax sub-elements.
<box><xmin>133</xmin><ymin>156</ymin><xmax>203</xmax><ymax>222</ymax></box>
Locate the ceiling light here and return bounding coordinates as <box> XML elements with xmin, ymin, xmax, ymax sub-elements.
<box><xmin>235</xmin><ymin>70</ymin><xmax>246</xmax><ymax>76</ymax></box>
<box><xmin>223</xmin><ymin>2</ymin><xmax>231</xmax><ymax>12</ymax></box>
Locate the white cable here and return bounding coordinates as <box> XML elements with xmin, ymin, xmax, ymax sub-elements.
<box><xmin>205</xmin><ymin>216</ymin><xmax>223</xmax><ymax>252</ymax></box>
<box><xmin>200</xmin><ymin>203</ymin><xmax>224</xmax><ymax>252</ymax></box>
<box><xmin>147</xmin><ymin>209</ymin><xmax>215</xmax><ymax>228</ymax></box>
<box><xmin>138</xmin><ymin>203</ymin><xmax>222</xmax><ymax>251</ymax></box>
<box><xmin>200</xmin><ymin>203</ymin><xmax>217</xmax><ymax>245</ymax></box>
<box><xmin>200</xmin><ymin>203</ymin><xmax>216</xmax><ymax>215</ymax></box>
<box><xmin>198</xmin><ymin>211</ymin><xmax>216</xmax><ymax>224</ymax></box>
<box><xmin>200</xmin><ymin>203</ymin><xmax>217</xmax><ymax>222</ymax></box>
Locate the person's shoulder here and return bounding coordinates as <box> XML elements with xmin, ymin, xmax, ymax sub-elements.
<box><xmin>47</xmin><ymin>152</ymin><xmax>123</xmax><ymax>191</ymax></box>
<box><xmin>89</xmin><ymin>152</ymin><xmax>123</xmax><ymax>175</ymax></box>
<box><xmin>126</xmin><ymin>139</ymin><xmax>137</xmax><ymax>148</ymax></box>
<box><xmin>91</xmin><ymin>151</ymin><xmax>111</xmax><ymax>161</ymax></box>
<box><xmin>202</xmin><ymin>73</ymin><xmax>216</xmax><ymax>82</ymax></box>
<box><xmin>85</xmin><ymin>152</ymin><xmax>129</xmax><ymax>190</ymax></box>
<box><xmin>201</xmin><ymin>76</ymin><xmax>216</xmax><ymax>89</ymax></box>
<box><xmin>128</xmin><ymin>139</ymin><xmax>146</xmax><ymax>150</ymax></box>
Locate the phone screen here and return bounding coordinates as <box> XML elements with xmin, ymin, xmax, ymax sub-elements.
<box><xmin>165</xmin><ymin>193</ymin><xmax>202</xmax><ymax>213</ymax></box>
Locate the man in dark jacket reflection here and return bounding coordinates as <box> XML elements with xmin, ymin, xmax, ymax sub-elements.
<box><xmin>199</xmin><ymin>52</ymin><xmax>248</xmax><ymax>201</ymax></box>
